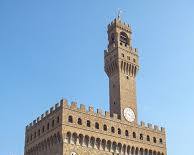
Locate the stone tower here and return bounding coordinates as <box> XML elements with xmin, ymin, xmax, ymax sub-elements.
<box><xmin>24</xmin><ymin>17</ymin><xmax>167</xmax><ymax>155</ymax></box>
<box><xmin>104</xmin><ymin>17</ymin><xmax>139</xmax><ymax>123</ymax></box>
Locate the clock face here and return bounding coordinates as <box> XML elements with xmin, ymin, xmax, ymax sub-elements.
<box><xmin>123</xmin><ymin>108</ymin><xmax>135</xmax><ymax>122</ymax></box>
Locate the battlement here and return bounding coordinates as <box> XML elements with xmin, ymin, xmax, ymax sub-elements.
<box><xmin>108</xmin><ymin>18</ymin><xmax>131</xmax><ymax>33</ymax></box>
<box><xmin>26</xmin><ymin>101</ymin><xmax>61</xmax><ymax>130</ymax></box>
<box><xmin>26</xmin><ymin>99</ymin><xmax>166</xmax><ymax>134</ymax></box>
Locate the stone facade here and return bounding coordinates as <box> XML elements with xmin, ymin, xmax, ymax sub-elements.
<box><xmin>24</xmin><ymin>17</ymin><xmax>167</xmax><ymax>155</ymax></box>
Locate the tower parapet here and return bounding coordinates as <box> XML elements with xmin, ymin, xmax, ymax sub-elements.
<box><xmin>26</xmin><ymin>99</ymin><xmax>165</xmax><ymax>134</ymax></box>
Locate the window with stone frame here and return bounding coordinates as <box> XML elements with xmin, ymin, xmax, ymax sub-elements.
<box><xmin>103</xmin><ymin>124</ymin><xmax>107</xmax><ymax>131</ymax></box>
<box><xmin>95</xmin><ymin>122</ymin><xmax>99</xmax><ymax>129</ymax></box>
<box><xmin>86</xmin><ymin>120</ymin><xmax>91</xmax><ymax>127</ymax></box>
<box><xmin>78</xmin><ymin>118</ymin><xmax>82</xmax><ymax>125</ymax></box>
<box><xmin>68</xmin><ymin>115</ymin><xmax>73</xmax><ymax>123</ymax></box>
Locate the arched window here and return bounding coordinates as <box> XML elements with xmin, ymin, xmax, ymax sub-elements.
<box><xmin>111</xmin><ymin>127</ymin><xmax>115</xmax><ymax>133</ymax></box>
<box><xmin>118</xmin><ymin>128</ymin><xmax>121</xmax><ymax>135</ymax></box>
<box><xmin>153</xmin><ymin>137</ymin><xmax>157</xmax><ymax>143</ymax></box>
<box><xmin>125</xmin><ymin>130</ymin><xmax>129</xmax><ymax>137</ymax></box>
<box><xmin>68</xmin><ymin>116</ymin><xmax>73</xmax><ymax>123</ymax></box>
<box><xmin>103</xmin><ymin>124</ymin><xmax>107</xmax><ymax>131</ymax></box>
<box><xmin>90</xmin><ymin>137</ymin><xmax>95</xmax><ymax>148</ymax></box>
<box><xmin>78</xmin><ymin>118</ymin><xmax>82</xmax><ymax>125</ymax></box>
<box><xmin>84</xmin><ymin>135</ymin><xmax>89</xmax><ymax>147</ymax></box>
<box><xmin>140</xmin><ymin>134</ymin><xmax>143</xmax><ymax>140</ymax></box>
<box><xmin>86</xmin><ymin>120</ymin><xmax>91</xmax><ymax>127</ymax></box>
<box><xmin>133</xmin><ymin>132</ymin><xmax>136</xmax><ymax>138</ymax></box>
<box><xmin>95</xmin><ymin>122</ymin><xmax>99</xmax><ymax>129</ymax></box>
<box><xmin>120</xmin><ymin>32</ymin><xmax>129</xmax><ymax>45</ymax></box>
<box><xmin>159</xmin><ymin>138</ymin><xmax>163</xmax><ymax>144</ymax></box>
<box><xmin>147</xmin><ymin>135</ymin><xmax>150</xmax><ymax>141</ymax></box>
<box><xmin>101</xmin><ymin>139</ymin><xmax>106</xmax><ymax>150</ymax></box>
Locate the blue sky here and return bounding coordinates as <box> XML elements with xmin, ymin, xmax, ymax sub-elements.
<box><xmin>0</xmin><ymin>0</ymin><xmax>194</xmax><ymax>154</ymax></box>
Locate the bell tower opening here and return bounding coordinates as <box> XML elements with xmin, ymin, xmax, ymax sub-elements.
<box><xmin>120</xmin><ymin>32</ymin><xmax>129</xmax><ymax>46</ymax></box>
<box><xmin>104</xmin><ymin>17</ymin><xmax>139</xmax><ymax>124</ymax></box>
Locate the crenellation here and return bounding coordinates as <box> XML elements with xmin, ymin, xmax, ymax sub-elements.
<box><xmin>36</xmin><ymin>117</ymin><xmax>40</xmax><ymax>122</ymax></box>
<box><xmin>33</xmin><ymin>120</ymin><xmax>36</xmax><ymax>125</ymax></box>
<box><xmin>79</xmin><ymin>104</ymin><xmax>86</xmax><ymax>112</ymax></box>
<box><xmin>60</xmin><ymin>98</ymin><xmax>68</xmax><ymax>108</ymax></box>
<box><xmin>55</xmin><ymin>103</ymin><xmax>59</xmax><ymax>109</ymax></box>
<box><xmin>140</xmin><ymin>121</ymin><xmax>145</xmax><ymax>127</ymax></box>
<box><xmin>45</xmin><ymin>110</ymin><xmax>49</xmax><ymax>116</ymax></box>
<box><xmin>88</xmin><ymin>106</ymin><xmax>94</xmax><ymax>114</ymax></box>
<box><xmin>154</xmin><ymin>125</ymin><xmax>159</xmax><ymax>131</ymax></box>
<box><xmin>25</xmin><ymin>99</ymin><xmax>165</xmax><ymax>135</ymax></box>
<box><xmin>147</xmin><ymin>123</ymin><xmax>152</xmax><ymax>129</ymax></box>
<box><xmin>112</xmin><ymin>113</ymin><xmax>119</xmax><ymax>120</ymax></box>
<box><xmin>70</xmin><ymin>101</ymin><xmax>77</xmax><ymax>110</ymax></box>
<box><xmin>136</xmin><ymin>121</ymin><xmax>165</xmax><ymax>133</ymax></box>
<box><xmin>161</xmin><ymin>127</ymin><xmax>166</xmax><ymax>133</ymax></box>
<box><xmin>26</xmin><ymin>100</ymin><xmax>65</xmax><ymax>131</ymax></box>
<box><xmin>105</xmin><ymin>111</ymin><xmax>110</xmax><ymax>118</ymax></box>
<box><xmin>41</xmin><ymin>114</ymin><xmax>44</xmax><ymax>119</ymax></box>
<box><xmin>97</xmin><ymin>108</ymin><xmax>103</xmax><ymax>116</ymax></box>
<box><xmin>104</xmin><ymin>49</ymin><xmax>108</xmax><ymax>55</ymax></box>
<box><xmin>50</xmin><ymin>106</ymin><xmax>54</xmax><ymax>113</ymax></box>
<box><xmin>26</xmin><ymin>125</ymin><xmax>29</xmax><ymax>130</ymax></box>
